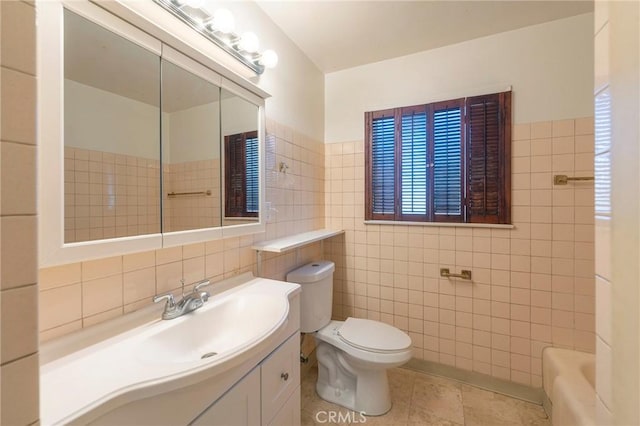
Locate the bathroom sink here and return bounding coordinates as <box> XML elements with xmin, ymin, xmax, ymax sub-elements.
<box><xmin>40</xmin><ymin>275</ymin><xmax>300</xmax><ymax>426</ymax></box>
<box><xmin>136</xmin><ymin>293</ymin><xmax>288</xmax><ymax>364</ymax></box>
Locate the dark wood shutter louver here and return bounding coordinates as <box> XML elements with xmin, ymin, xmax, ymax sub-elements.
<box><xmin>225</xmin><ymin>131</ymin><xmax>259</xmax><ymax>218</ymax></box>
<box><xmin>245</xmin><ymin>132</ymin><xmax>259</xmax><ymax>216</ymax></box>
<box><xmin>365</xmin><ymin>90</ymin><xmax>511</xmax><ymax>225</ymax></box>
<box><xmin>366</xmin><ymin>110</ymin><xmax>396</xmax><ymax>220</ymax></box>
<box><xmin>225</xmin><ymin>134</ymin><xmax>245</xmax><ymax>217</ymax></box>
<box><xmin>400</xmin><ymin>107</ymin><xmax>428</xmax><ymax>219</ymax></box>
<box><xmin>465</xmin><ymin>92</ymin><xmax>511</xmax><ymax>224</ymax></box>
<box><xmin>432</xmin><ymin>100</ymin><xmax>464</xmax><ymax>222</ymax></box>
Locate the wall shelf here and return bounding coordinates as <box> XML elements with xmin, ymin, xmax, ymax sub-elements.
<box><xmin>252</xmin><ymin>229</ymin><xmax>344</xmax><ymax>275</ymax></box>
<box><xmin>252</xmin><ymin>229</ymin><xmax>344</xmax><ymax>253</ymax></box>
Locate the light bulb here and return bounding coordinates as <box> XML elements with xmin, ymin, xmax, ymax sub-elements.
<box><xmin>202</xmin><ymin>6</ymin><xmax>235</xmax><ymax>33</ymax></box>
<box><xmin>183</xmin><ymin>0</ymin><xmax>204</xmax><ymax>8</ymax></box>
<box><xmin>213</xmin><ymin>9</ymin><xmax>235</xmax><ymax>33</ymax></box>
<box><xmin>238</xmin><ymin>32</ymin><xmax>259</xmax><ymax>53</ymax></box>
<box><xmin>259</xmin><ymin>49</ymin><xmax>278</xmax><ymax>68</ymax></box>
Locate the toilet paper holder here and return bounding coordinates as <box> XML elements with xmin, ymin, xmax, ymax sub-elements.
<box><xmin>440</xmin><ymin>268</ymin><xmax>472</xmax><ymax>280</ymax></box>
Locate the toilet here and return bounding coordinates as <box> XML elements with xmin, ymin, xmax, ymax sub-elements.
<box><xmin>287</xmin><ymin>261</ymin><xmax>412</xmax><ymax>416</ymax></box>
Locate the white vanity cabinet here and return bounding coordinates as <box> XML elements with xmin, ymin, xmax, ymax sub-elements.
<box><xmin>192</xmin><ymin>332</ymin><xmax>301</xmax><ymax>426</ymax></box>
<box><xmin>261</xmin><ymin>333</ymin><xmax>301</xmax><ymax>425</ymax></box>
<box><xmin>191</xmin><ymin>369</ymin><xmax>261</xmax><ymax>426</ymax></box>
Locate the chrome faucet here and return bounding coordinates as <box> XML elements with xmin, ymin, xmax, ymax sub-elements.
<box><xmin>153</xmin><ymin>279</ymin><xmax>211</xmax><ymax>320</ymax></box>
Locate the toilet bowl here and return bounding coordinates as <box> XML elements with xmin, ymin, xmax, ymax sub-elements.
<box><xmin>314</xmin><ymin>319</ymin><xmax>412</xmax><ymax>415</ymax></box>
<box><xmin>286</xmin><ymin>261</ymin><xmax>413</xmax><ymax>416</ymax></box>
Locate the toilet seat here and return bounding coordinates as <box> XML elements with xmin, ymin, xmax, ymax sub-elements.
<box><xmin>316</xmin><ymin>320</ymin><xmax>412</xmax><ymax>366</ymax></box>
<box><xmin>338</xmin><ymin>317</ymin><xmax>412</xmax><ymax>353</ymax></box>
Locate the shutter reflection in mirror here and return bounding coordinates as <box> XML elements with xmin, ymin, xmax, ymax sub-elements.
<box><xmin>224</xmin><ymin>131</ymin><xmax>258</xmax><ymax>218</ymax></box>
<box><xmin>245</xmin><ymin>134</ymin><xmax>259</xmax><ymax>214</ymax></box>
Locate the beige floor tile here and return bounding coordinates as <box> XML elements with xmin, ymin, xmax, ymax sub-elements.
<box><xmin>364</xmin><ymin>402</ymin><xmax>409</xmax><ymax>425</ymax></box>
<box><xmin>494</xmin><ymin>393</ymin><xmax>550</xmax><ymax>426</ymax></box>
<box><xmin>301</xmin><ymin>408</ymin><xmax>352</xmax><ymax>426</ymax></box>
<box><xmin>461</xmin><ymin>384</ymin><xmax>549</xmax><ymax>426</ymax></box>
<box><xmin>410</xmin><ymin>375</ymin><xmax>464</xmax><ymax>425</ymax></box>
<box><xmin>302</xmin><ymin>365</ymin><xmax>549</xmax><ymax>426</ymax></box>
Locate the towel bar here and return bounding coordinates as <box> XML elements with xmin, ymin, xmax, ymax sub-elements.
<box><xmin>440</xmin><ymin>268</ymin><xmax>472</xmax><ymax>280</ymax></box>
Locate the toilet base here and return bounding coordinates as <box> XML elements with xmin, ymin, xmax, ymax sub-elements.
<box><xmin>315</xmin><ymin>342</ymin><xmax>392</xmax><ymax>416</ymax></box>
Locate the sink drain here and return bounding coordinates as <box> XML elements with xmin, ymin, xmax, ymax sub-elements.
<box><xmin>201</xmin><ymin>352</ymin><xmax>218</xmax><ymax>359</ymax></box>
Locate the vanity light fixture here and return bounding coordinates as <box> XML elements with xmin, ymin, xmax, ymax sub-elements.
<box><xmin>153</xmin><ymin>0</ymin><xmax>278</xmax><ymax>74</ymax></box>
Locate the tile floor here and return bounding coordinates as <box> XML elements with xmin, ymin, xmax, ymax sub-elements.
<box><xmin>301</xmin><ymin>366</ymin><xmax>550</xmax><ymax>426</ymax></box>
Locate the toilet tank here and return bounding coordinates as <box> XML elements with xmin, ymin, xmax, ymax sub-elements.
<box><xmin>286</xmin><ymin>261</ymin><xmax>335</xmax><ymax>333</ymax></box>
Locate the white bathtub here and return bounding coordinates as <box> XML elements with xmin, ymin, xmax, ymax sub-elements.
<box><xmin>543</xmin><ymin>347</ymin><xmax>596</xmax><ymax>426</ymax></box>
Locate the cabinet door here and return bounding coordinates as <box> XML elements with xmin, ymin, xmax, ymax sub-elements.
<box><xmin>191</xmin><ymin>368</ymin><xmax>260</xmax><ymax>426</ymax></box>
<box><xmin>267</xmin><ymin>385</ymin><xmax>301</xmax><ymax>426</ymax></box>
<box><xmin>261</xmin><ymin>333</ymin><xmax>300</xmax><ymax>424</ymax></box>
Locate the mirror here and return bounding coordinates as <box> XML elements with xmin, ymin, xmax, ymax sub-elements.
<box><xmin>40</xmin><ymin>1</ymin><xmax>266</xmax><ymax>267</ymax></box>
<box><xmin>63</xmin><ymin>9</ymin><xmax>161</xmax><ymax>243</ymax></box>
<box><xmin>221</xmin><ymin>88</ymin><xmax>260</xmax><ymax>225</ymax></box>
<box><xmin>161</xmin><ymin>59</ymin><xmax>222</xmax><ymax>232</ymax></box>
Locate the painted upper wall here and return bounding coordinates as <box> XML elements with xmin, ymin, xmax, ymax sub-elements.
<box><xmin>65</xmin><ymin>79</ymin><xmax>159</xmax><ymax>159</ymax></box>
<box><xmin>324</xmin><ymin>13</ymin><xmax>594</xmax><ymax>143</ymax></box>
<box><xmin>217</xmin><ymin>1</ymin><xmax>325</xmax><ymax>141</ymax></box>
<box><xmin>165</xmin><ymin>102</ymin><xmax>220</xmax><ymax>163</ymax></box>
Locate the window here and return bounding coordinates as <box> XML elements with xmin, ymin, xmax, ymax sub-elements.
<box><xmin>225</xmin><ymin>131</ymin><xmax>259</xmax><ymax>217</ymax></box>
<box><xmin>365</xmin><ymin>91</ymin><xmax>511</xmax><ymax>224</ymax></box>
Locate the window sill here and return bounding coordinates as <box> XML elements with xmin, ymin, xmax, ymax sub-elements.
<box><xmin>364</xmin><ymin>220</ymin><xmax>514</xmax><ymax>229</ymax></box>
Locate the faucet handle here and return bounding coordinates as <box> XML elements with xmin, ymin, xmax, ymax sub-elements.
<box><xmin>193</xmin><ymin>280</ymin><xmax>210</xmax><ymax>293</ymax></box>
<box><xmin>153</xmin><ymin>293</ymin><xmax>176</xmax><ymax>308</ymax></box>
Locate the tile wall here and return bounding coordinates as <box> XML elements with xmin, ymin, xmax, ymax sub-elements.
<box><xmin>164</xmin><ymin>159</ymin><xmax>221</xmax><ymax>232</ymax></box>
<box><xmin>324</xmin><ymin>117</ymin><xmax>595</xmax><ymax>388</ymax></box>
<box><xmin>64</xmin><ymin>147</ymin><xmax>161</xmax><ymax>242</ymax></box>
<box><xmin>63</xmin><ymin>148</ymin><xmax>226</xmax><ymax>239</ymax></box>
<box><xmin>39</xmin><ymin>121</ymin><xmax>325</xmax><ymax>341</ymax></box>
<box><xmin>0</xmin><ymin>0</ymin><xmax>40</xmax><ymax>424</ymax></box>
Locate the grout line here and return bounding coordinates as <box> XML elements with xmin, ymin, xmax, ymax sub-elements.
<box><xmin>0</xmin><ymin>212</ymin><xmax>37</xmax><ymax>218</ymax></box>
<box><xmin>0</xmin><ymin>63</ymin><xmax>36</xmax><ymax>78</ymax></box>
<box><xmin>0</xmin><ymin>350</ymin><xmax>38</xmax><ymax>368</ymax></box>
<box><xmin>1</xmin><ymin>281</ymin><xmax>38</xmax><ymax>292</ymax></box>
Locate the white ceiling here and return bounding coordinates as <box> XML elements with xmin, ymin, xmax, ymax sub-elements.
<box><xmin>256</xmin><ymin>0</ymin><xmax>593</xmax><ymax>73</ymax></box>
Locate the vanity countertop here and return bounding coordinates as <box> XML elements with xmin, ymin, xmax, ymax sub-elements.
<box><xmin>39</xmin><ymin>274</ymin><xmax>300</xmax><ymax>425</ymax></box>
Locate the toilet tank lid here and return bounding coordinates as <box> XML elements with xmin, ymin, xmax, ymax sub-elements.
<box><xmin>286</xmin><ymin>261</ymin><xmax>335</xmax><ymax>283</ymax></box>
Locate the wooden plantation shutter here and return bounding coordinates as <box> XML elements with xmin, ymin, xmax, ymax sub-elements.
<box><xmin>225</xmin><ymin>133</ymin><xmax>245</xmax><ymax>217</ymax></box>
<box><xmin>225</xmin><ymin>131</ymin><xmax>259</xmax><ymax>218</ymax></box>
<box><xmin>465</xmin><ymin>92</ymin><xmax>511</xmax><ymax>224</ymax></box>
<box><xmin>244</xmin><ymin>131</ymin><xmax>259</xmax><ymax>215</ymax></box>
<box><xmin>365</xmin><ymin>90</ymin><xmax>511</xmax><ymax>224</ymax></box>
<box><xmin>366</xmin><ymin>109</ymin><xmax>396</xmax><ymax>220</ymax></box>
<box><xmin>399</xmin><ymin>105</ymin><xmax>429</xmax><ymax>220</ymax></box>
<box><xmin>431</xmin><ymin>99</ymin><xmax>464</xmax><ymax>222</ymax></box>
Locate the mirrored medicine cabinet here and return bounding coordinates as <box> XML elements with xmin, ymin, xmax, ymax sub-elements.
<box><xmin>38</xmin><ymin>0</ymin><xmax>267</xmax><ymax>267</ymax></box>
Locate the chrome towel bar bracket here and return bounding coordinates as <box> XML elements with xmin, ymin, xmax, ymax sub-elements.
<box><xmin>554</xmin><ymin>175</ymin><xmax>594</xmax><ymax>185</ymax></box>
<box><xmin>440</xmin><ymin>268</ymin><xmax>472</xmax><ymax>280</ymax></box>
